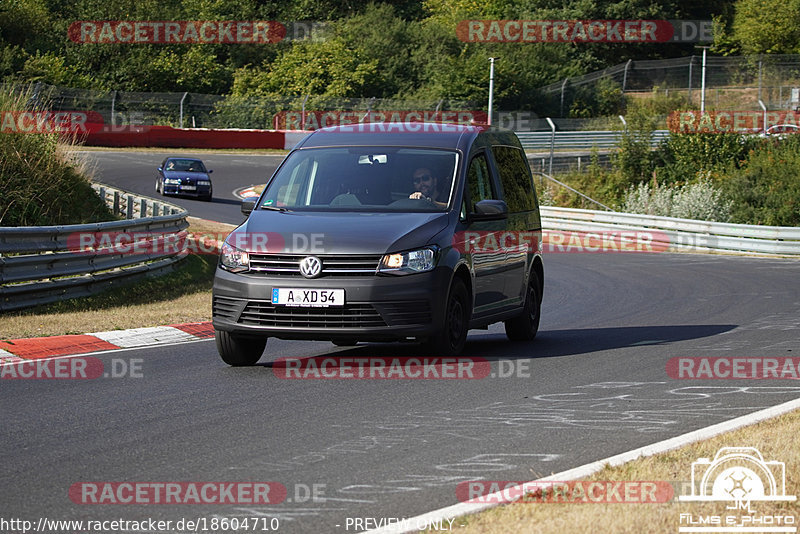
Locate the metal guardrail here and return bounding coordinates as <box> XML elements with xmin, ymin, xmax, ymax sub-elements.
<box><xmin>0</xmin><ymin>184</ymin><xmax>189</xmax><ymax>311</ymax></box>
<box><xmin>517</xmin><ymin>130</ymin><xmax>671</xmax><ymax>151</ymax></box>
<box><xmin>541</xmin><ymin>206</ymin><xmax>800</xmax><ymax>256</ymax></box>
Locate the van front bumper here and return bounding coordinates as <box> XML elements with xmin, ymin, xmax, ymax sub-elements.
<box><xmin>212</xmin><ymin>266</ymin><xmax>452</xmax><ymax>341</ymax></box>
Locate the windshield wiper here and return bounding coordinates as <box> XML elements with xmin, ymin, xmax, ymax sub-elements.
<box><xmin>259</xmin><ymin>205</ymin><xmax>291</xmax><ymax>212</ymax></box>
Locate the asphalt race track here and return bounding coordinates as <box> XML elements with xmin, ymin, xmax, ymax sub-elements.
<box><xmin>2</xmin><ymin>151</ymin><xmax>800</xmax><ymax>533</ymax></box>
<box><xmin>77</xmin><ymin>149</ymin><xmax>287</xmax><ymax>225</ymax></box>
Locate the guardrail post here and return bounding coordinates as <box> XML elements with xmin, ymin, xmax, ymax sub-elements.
<box><xmin>126</xmin><ymin>195</ymin><xmax>134</xmax><ymax>219</ymax></box>
<box><xmin>113</xmin><ymin>192</ymin><xmax>120</xmax><ymax>215</ymax></box>
<box><xmin>140</xmin><ymin>198</ymin><xmax>147</xmax><ymax>218</ymax></box>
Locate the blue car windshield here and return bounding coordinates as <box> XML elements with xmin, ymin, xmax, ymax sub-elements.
<box><xmin>259</xmin><ymin>147</ymin><xmax>458</xmax><ymax>212</ymax></box>
<box><xmin>165</xmin><ymin>159</ymin><xmax>206</xmax><ymax>172</ymax></box>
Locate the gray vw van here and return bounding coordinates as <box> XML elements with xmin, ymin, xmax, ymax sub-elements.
<box><xmin>212</xmin><ymin>123</ymin><xmax>543</xmax><ymax>365</ymax></box>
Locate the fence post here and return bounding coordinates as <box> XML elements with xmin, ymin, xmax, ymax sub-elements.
<box><xmin>179</xmin><ymin>92</ymin><xmax>188</xmax><ymax>128</ymax></box>
<box><xmin>688</xmin><ymin>56</ymin><xmax>694</xmax><ymax>103</ymax></box>
<box><xmin>621</xmin><ymin>59</ymin><xmax>632</xmax><ymax>93</ymax></box>
<box><xmin>546</xmin><ymin>117</ymin><xmax>556</xmax><ymax>176</ymax></box>
<box><xmin>758</xmin><ymin>55</ymin><xmax>763</xmax><ymax>102</ymax></box>
<box><xmin>560</xmin><ymin>78</ymin><xmax>568</xmax><ymax>117</ymax></box>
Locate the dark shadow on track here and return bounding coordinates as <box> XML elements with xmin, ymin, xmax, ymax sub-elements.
<box><xmin>256</xmin><ymin>324</ymin><xmax>737</xmax><ymax>369</ymax></box>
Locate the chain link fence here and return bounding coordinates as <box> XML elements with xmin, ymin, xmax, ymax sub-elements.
<box><xmin>539</xmin><ymin>54</ymin><xmax>800</xmax><ymax>116</ymax></box>
<box><xmin>1</xmin><ymin>82</ymin><xmax>479</xmax><ymax>130</ymax></box>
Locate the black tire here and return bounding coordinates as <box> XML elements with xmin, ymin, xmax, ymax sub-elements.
<box><xmin>155</xmin><ymin>179</ymin><xmax>162</xmax><ymax>195</ymax></box>
<box><xmin>202</xmin><ymin>186</ymin><xmax>213</xmax><ymax>201</ymax></box>
<box><xmin>215</xmin><ymin>330</ymin><xmax>266</xmax><ymax>366</ymax></box>
<box><xmin>504</xmin><ymin>272</ymin><xmax>541</xmax><ymax>341</ymax></box>
<box><xmin>332</xmin><ymin>339</ymin><xmax>358</xmax><ymax>347</ymax></box>
<box><xmin>424</xmin><ymin>278</ymin><xmax>470</xmax><ymax>356</ymax></box>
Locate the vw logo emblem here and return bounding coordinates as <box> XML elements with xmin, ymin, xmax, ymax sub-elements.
<box><xmin>299</xmin><ymin>256</ymin><xmax>322</xmax><ymax>278</ymax></box>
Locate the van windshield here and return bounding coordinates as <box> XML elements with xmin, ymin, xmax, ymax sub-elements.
<box><xmin>259</xmin><ymin>147</ymin><xmax>458</xmax><ymax>212</ymax></box>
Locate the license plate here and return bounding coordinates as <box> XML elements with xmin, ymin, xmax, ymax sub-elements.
<box><xmin>180</xmin><ymin>185</ymin><xmax>197</xmax><ymax>190</ymax></box>
<box><xmin>272</xmin><ymin>288</ymin><xmax>344</xmax><ymax>307</ymax></box>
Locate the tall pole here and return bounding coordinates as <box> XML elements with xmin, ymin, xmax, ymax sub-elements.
<box><xmin>488</xmin><ymin>57</ymin><xmax>496</xmax><ymax>125</ymax></box>
<box><xmin>696</xmin><ymin>46</ymin><xmax>710</xmax><ymax>115</ymax></box>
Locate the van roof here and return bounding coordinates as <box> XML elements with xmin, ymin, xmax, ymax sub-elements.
<box><xmin>296</xmin><ymin>122</ymin><xmax>496</xmax><ymax>151</ymax></box>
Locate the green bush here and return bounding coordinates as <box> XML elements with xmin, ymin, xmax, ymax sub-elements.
<box><xmin>721</xmin><ymin>136</ymin><xmax>800</xmax><ymax>226</ymax></box>
<box><xmin>0</xmin><ymin>90</ymin><xmax>115</xmax><ymax>226</ymax></box>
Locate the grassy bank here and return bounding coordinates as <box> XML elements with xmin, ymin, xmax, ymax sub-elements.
<box><xmin>450</xmin><ymin>408</ymin><xmax>800</xmax><ymax>533</ymax></box>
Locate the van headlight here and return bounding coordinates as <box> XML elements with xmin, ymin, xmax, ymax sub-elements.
<box><xmin>220</xmin><ymin>241</ymin><xmax>249</xmax><ymax>272</ymax></box>
<box><xmin>379</xmin><ymin>247</ymin><xmax>437</xmax><ymax>275</ymax></box>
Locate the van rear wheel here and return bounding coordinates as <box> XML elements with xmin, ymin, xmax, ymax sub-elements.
<box><xmin>424</xmin><ymin>278</ymin><xmax>469</xmax><ymax>356</ymax></box>
<box><xmin>215</xmin><ymin>330</ymin><xmax>266</xmax><ymax>366</ymax></box>
<box><xmin>505</xmin><ymin>273</ymin><xmax>541</xmax><ymax>341</ymax></box>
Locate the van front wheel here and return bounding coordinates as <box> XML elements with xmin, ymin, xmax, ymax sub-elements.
<box><xmin>424</xmin><ymin>278</ymin><xmax>469</xmax><ymax>356</ymax></box>
<box><xmin>215</xmin><ymin>330</ymin><xmax>266</xmax><ymax>366</ymax></box>
<box><xmin>505</xmin><ymin>273</ymin><xmax>541</xmax><ymax>341</ymax></box>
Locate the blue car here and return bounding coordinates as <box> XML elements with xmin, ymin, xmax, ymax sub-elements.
<box><xmin>155</xmin><ymin>157</ymin><xmax>213</xmax><ymax>201</ymax></box>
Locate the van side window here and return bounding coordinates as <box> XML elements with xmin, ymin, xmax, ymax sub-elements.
<box><xmin>465</xmin><ymin>153</ymin><xmax>495</xmax><ymax>216</ymax></box>
<box><xmin>491</xmin><ymin>146</ymin><xmax>537</xmax><ymax>213</ymax></box>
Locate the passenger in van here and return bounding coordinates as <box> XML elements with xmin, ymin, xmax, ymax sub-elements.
<box><xmin>408</xmin><ymin>167</ymin><xmax>447</xmax><ymax>208</ymax></box>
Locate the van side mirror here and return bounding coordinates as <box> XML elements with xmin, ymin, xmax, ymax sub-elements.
<box><xmin>471</xmin><ymin>199</ymin><xmax>508</xmax><ymax>221</ymax></box>
<box><xmin>241</xmin><ymin>199</ymin><xmax>256</xmax><ymax>215</ymax></box>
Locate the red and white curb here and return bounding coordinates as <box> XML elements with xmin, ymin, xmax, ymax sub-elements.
<box><xmin>0</xmin><ymin>321</ymin><xmax>214</xmax><ymax>362</ymax></box>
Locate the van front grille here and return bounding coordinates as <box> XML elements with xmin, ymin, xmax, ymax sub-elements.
<box><xmin>247</xmin><ymin>254</ymin><xmax>382</xmax><ymax>277</ymax></box>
